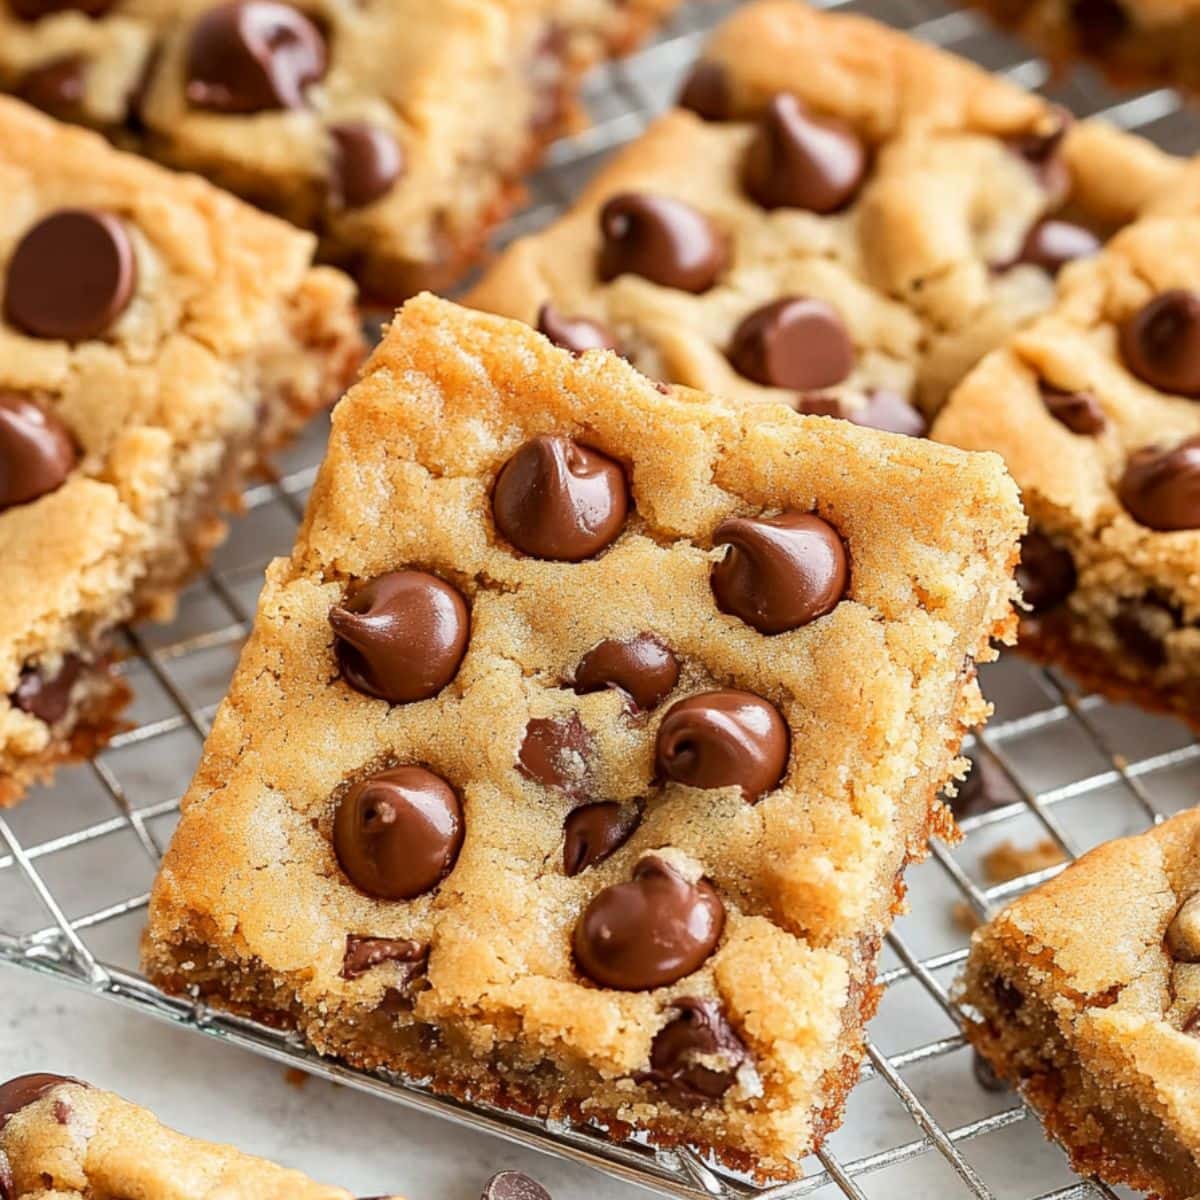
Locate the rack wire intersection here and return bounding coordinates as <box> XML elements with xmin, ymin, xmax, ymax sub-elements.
<box><xmin>2</xmin><ymin>2</ymin><xmax>1198</xmax><ymax>1197</ymax></box>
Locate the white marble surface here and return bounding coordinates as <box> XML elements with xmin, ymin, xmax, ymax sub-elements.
<box><xmin>0</xmin><ymin>967</ymin><xmax>639</xmax><ymax>1200</ymax></box>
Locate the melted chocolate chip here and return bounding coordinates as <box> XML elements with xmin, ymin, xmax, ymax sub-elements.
<box><xmin>329</xmin><ymin>571</ymin><xmax>469</xmax><ymax>705</ymax></box>
<box><xmin>798</xmin><ymin>390</ymin><xmax>927</xmax><ymax>437</ymax></box>
<box><xmin>1119</xmin><ymin>290</ymin><xmax>1200</xmax><ymax>396</ymax></box>
<box><xmin>1119</xmin><ymin>438</ymin><xmax>1200</xmax><ymax>531</ymax></box>
<box><xmin>949</xmin><ymin>753</ymin><xmax>1021</xmax><ymax>821</ymax></box>
<box><xmin>1016</xmin><ymin>530</ymin><xmax>1076</xmax><ymax>613</ymax></box>
<box><xmin>492</xmin><ymin>435</ymin><xmax>628</xmax><ymax>561</ymax></box>
<box><xmin>656</xmin><ymin>690</ymin><xmax>789</xmax><ymax>800</ymax></box>
<box><xmin>638</xmin><ymin>997</ymin><xmax>747</xmax><ymax>1107</ymax></box>
<box><xmin>743</xmin><ymin>93</ymin><xmax>866</xmax><ymax>214</ymax></box>
<box><xmin>1113</xmin><ymin>596</ymin><xmax>1176</xmax><ymax>668</ymax></box>
<box><xmin>677</xmin><ymin>60</ymin><xmax>731</xmax><ymax>121</ymax></box>
<box><xmin>340</xmin><ymin>935</ymin><xmax>427</xmax><ymax>982</ymax></box>
<box><xmin>0</xmin><ymin>1075</ymin><xmax>82</xmax><ymax>1133</ymax></box>
<box><xmin>573</xmin><ymin>635</ymin><xmax>679</xmax><ymax>711</ymax></box>
<box><xmin>17</xmin><ymin>56</ymin><xmax>87</xmax><ymax>119</ymax></box>
<box><xmin>8</xmin><ymin>0</ymin><xmax>112</xmax><ymax>16</ymax></box>
<box><xmin>711</xmin><ymin>511</ymin><xmax>848</xmax><ymax>634</ymax></box>
<box><xmin>1009</xmin><ymin>218</ymin><xmax>1100</xmax><ymax>276</ymax></box>
<box><xmin>184</xmin><ymin>1</ymin><xmax>327</xmax><ymax>113</ymax></box>
<box><xmin>598</xmin><ymin>193</ymin><xmax>727</xmax><ymax>294</ymax></box>
<box><xmin>5</xmin><ymin>209</ymin><xmax>136</xmax><ymax>341</ymax></box>
<box><xmin>1005</xmin><ymin>112</ymin><xmax>1073</xmax><ymax>208</ymax></box>
<box><xmin>481</xmin><ymin>1172</ymin><xmax>552</xmax><ymax>1200</ymax></box>
<box><xmin>518</xmin><ymin>713</ymin><xmax>592</xmax><ymax>796</ymax></box>
<box><xmin>728</xmin><ymin>296</ymin><xmax>854</xmax><ymax>391</ymax></box>
<box><xmin>1039</xmin><ymin>384</ymin><xmax>1105</xmax><ymax>435</ymax></box>
<box><xmin>536</xmin><ymin>302</ymin><xmax>619</xmax><ymax>356</ymax></box>
<box><xmin>0</xmin><ymin>393</ymin><xmax>76</xmax><ymax>511</ymax></box>
<box><xmin>11</xmin><ymin>656</ymin><xmax>82</xmax><ymax>725</ymax></box>
<box><xmin>1070</xmin><ymin>0</ymin><xmax>1129</xmax><ymax>52</ymax></box>
<box><xmin>333</xmin><ymin>766</ymin><xmax>463</xmax><ymax>901</ymax></box>
<box><xmin>573</xmin><ymin>856</ymin><xmax>725</xmax><ymax>991</ymax></box>
<box><xmin>329</xmin><ymin>122</ymin><xmax>404</xmax><ymax>209</ymax></box>
<box><xmin>563</xmin><ymin>802</ymin><xmax>639</xmax><ymax>877</ymax></box>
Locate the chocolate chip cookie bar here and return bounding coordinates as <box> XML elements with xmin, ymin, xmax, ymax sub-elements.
<box><xmin>0</xmin><ymin>1073</ymin><xmax>405</xmax><ymax>1198</ymax></box>
<box><xmin>972</xmin><ymin>0</ymin><xmax>1200</xmax><ymax>97</ymax></box>
<box><xmin>0</xmin><ymin>97</ymin><xmax>363</xmax><ymax>807</ymax></box>
<box><xmin>0</xmin><ymin>0</ymin><xmax>679</xmax><ymax>303</ymax></box>
<box><xmin>143</xmin><ymin>294</ymin><xmax>1023</xmax><ymax>1176</ymax></box>
<box><xmin>933</xmin><ymin>207</ymin><xmax>1200</xmax><ymax>727</ymax></box>
<box><xmin>466</xmin><ymin>0</ymin><xmax>1198</xmax><ymax>433</ymax></box>
<box><xmin>961</xmin><ymin>808</ymin><xmax>1200</xmax><ymax>1200</ymax></box>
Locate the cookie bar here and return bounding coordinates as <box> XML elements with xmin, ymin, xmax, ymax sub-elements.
<box><xmin>0</xmin><ymin>0</ymin><xmax>679</xmax><ymax>303</ymax></box>
<box><xmin>961</xmin><ymin>808</ymin><xmax>1200</xmax><ymax>1200</ymax></box>
<box><xmin>143</xmin><ymin>294</ymin><xmax>1023</xmax><ymax>1176</ymax></box>
<box><xmin>971</xmin><ymin>0</ymin><xmax>1200</xmax><ymax>97</ymax></box>
<box><xmin>933</xmin><ymin>202</ymin><xmax>1200</xmax><ymax>727</ymax></box>
<box><xmin>0</xmin><ymin>97</ymin><xmax>363</xmax><ymax>807</ymax></box>
<box><xmin>466</xmin><ymin>0</ymin><xmax>1195</xmax><ymax>432</ymax></box>
<box><xmin>0</xmin><ymin>1073</ymin><xmax>406</xmax><ymax>1198</ymax></box>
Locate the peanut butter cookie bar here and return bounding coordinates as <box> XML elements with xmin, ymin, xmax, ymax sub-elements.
<box><xmin>143</xmin><ymin>295</ymin><xmax>1023</xmax><ymax>1176</ymax></box>
<box><xmin>934</xmin><ymin>196</ymin><xmax>1200</xmax><ymax>727</ymax></box>
<box><xmin>0</xmin><ymin>1073</ymin><xmax>407</xmax><ymax>1198</ymax></box>
<box><xmin>0</xmin><ymin>97</ymin><xmax>363</xmax><ymax>807</ymax></box>
<box><xmin>467</xmin><ymin>0</ymin><xmax>1196</xmax><ymax>431</ymax></box>
<box><xmin>961</xmin><ymin>808</ymin><xmax>1200</xmax><ymax>1200</ymax></box>
<box><xmin>0</xmin><ymin>0</ymin><xmax>679</xmax><ymax>303</ymax></box>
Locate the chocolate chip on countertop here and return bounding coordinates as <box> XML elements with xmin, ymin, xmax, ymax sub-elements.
<box><xmin>1119</xmin><ymin>438</ymin><xmax>1200</xmax><ymax>531</ymax></box>
<box><xmin>481</xmin><ymin>1172</ymin><xmax>552</xmax><ymax>1200</ymax></box>
<box><xmin>727</xmin><ymin>296</ymin><xmax>854</xmax><ymax>392</ymax></box>
<box><xmin>598</xmin><ymin>193</ymin><xmax>727</xmax><ymax>294</ymax></box>
<box><xmin>329</xmin><ymin>122</ymin><xmax>404</xmax><ymax>209</ymax></box>
<box><xmin>0</xmin><ymin>392</ymin><xmax>76</xmax><ymax>512</ymax></box>
<box><xmin>536</xmin><ymin>302</ymin><xmax>620</xmax><ymax>356</ymax></box>
<box><xmin>1119</xmin><ymin>289</ymin><xmax>1200</xmax><ymax>397</ymax></box>
<box><xmin>572</xmin><ymin>634</ymin><xmax>679</xmax><ymax>712</ymax></box>
<box><xmin>563</xmin><ymin>802</ymin><xmax>639</xmax><ymax>877</ymax></box>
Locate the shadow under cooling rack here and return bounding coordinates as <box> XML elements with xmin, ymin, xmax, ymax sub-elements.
<box><xmin>3</xmin><ymin>1</ymin><xmax>1200</xmax><ymax>1197</ymax></box>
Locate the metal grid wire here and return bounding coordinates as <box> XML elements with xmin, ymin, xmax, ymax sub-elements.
<box><xmin>2</xmin><ymin>1</ymin><xmax>1199</xmax><ymax>1196</ymax></box>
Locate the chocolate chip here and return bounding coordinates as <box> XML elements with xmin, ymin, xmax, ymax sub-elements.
<box><xmin>328</xmin><ymin>122</ymin><xmax>404</xmax><ymax>210</ymax></box>
<box><xmin>573</xmin><ymin>635</ymin><xmax>679</xmax><ymax>712</ymax></box>
<box><xmin>656</xmin><ymin>690</ymin><xmax>789</xmax><ymax>800</ymax></box>
<box><xmin>481</xmin><ymin>1172</ymin><xmax>552</xmax><ymax>1200</ymax></box>
<box><xmin>536</xmin><ymin>302</ymin><xmax>619</xmax><ymax>356</ymax></box>
<box><xmin>972</xmin><ymin>1051</ymin><xmax>1007</xmax><ymax>1093</ymax></box>
<box><xmin>598</xmin><ymin>193</ymin><xmax>727</xmax><ymax>294</ymax></box>
<box><xmin>8</xmin><ymin>0</ymin><xmax>112</xmax><ymax>16</ymax></box>
<box><xmin>329</xmin><ymin>571</ymin><xmax>469</xmax><ymax>705</ymax></box>
<box><xmin>1005</xmin><ymin>112</ymin><xmax>1073</xmax><ymax>208</ymax></box>
<box><xmin>492</xmin><ymin>435</ymin><xmax>628</xmax><ymax>561</ymax></box>
<box><xmin>743</xmin><ymin>93</ymin><xmax>866</xmax><ymax>214</ymax></box>
<box><xmin>573</xmin><ymin>855</ymin><xmax>725</xmax><ymax>991</ymax></box>
<box><xmin>0</xmin><ymin>1075</ymin><xmax>83</xmax><ymax>1134</ymax></box>
<box><xmin>638</xmin><ymin>997</ymin><xmax>747</xmax><ymax>1107</ymax></box>
<box><xmin>340</xmin><ymin>935</ymin><xmax>427</xmax><ymax>982</ymax></box>
<box><xmin>727</xmin><ymin>297</ymin><xmax>854</xmax><ymax>391</ymax></box>
<box><xmin>1016</xmin><ymin>530</ymin><xmax>1076</xmax><ymax>613</ymax></box>
<box><xmin>1119</xmin><ymin>438</ymin><xmax>1200</xmax><ymax>531</ymax></box>
<box><xmin>1113</xmin><ymin>596</ymin><xmax>1176</xmax><ymax>668</ymax></box>
<box><xmin>797</xmin><ymin>390</ymin><xmax>927</xmax><ymax>437</ymax></box>
<box><xmin>1119</xmin><ymin>290</ymin><xmax>1200</xmax><ymax>396</ymax></box>
<box><xmin>949</xmin><ymin>753</ymin><xmax>1021</xmax><ymax>820</ymax></box>
<box><xmin>518</xmin><ymin>713</ymin><xmax>592</xmax><ymax>796</ymax></box>
<box><xmin>1070</xmin><ymin>0</ymin><xmax>1129</xmax><ymax>52</ymax></box>
<box><xmin>0</xmin><ymin>393</ymin><xmax>75</xmax><ymax>511</ymax></box>
<box><xmin>1008</xmin><ymin>218</ymin><xmax>1100</xmax><ymax>276</ymax></box>
<box><xmin>5</xmin><ymin>209</ymin><xmax>136</xmax><ymax>341</ymax></box>
<box><xmin>991</xmin><ymin>976</ymin><xmax>1023</xmax><ymax>1015</ymax></box>
<box><xmin>711</xmin><ymin>511</ymin><xmax>848</xmax><ymax>635</ymax></box>
<box><xmin>333</xmin><ymin>766</ymin><xmax>463</xmax><ymax>901</ymax></box>
<box><xmin>677</xmin><ymin>60</ymin><xmax>731</xmax><ymax>121</ymax></box>
<box><xmin>16</xmin><ymin>56</ymin><xmax>87</xmax><ymax>119</ymax></box>
<box><xmin>11</xmin><ymin>656</ymin><xmax>82</xmax><ymax>725</ymax></box>
<box><xmin>184</xmin><ymin>1</ymin><xmax>327</xmax><ymax>113</ymax></box>
<box><xmin>563</xmin><ymin>802</ymin><xmax>639</xmax><ymax>877</ymax></box>
<box><xmin>1039</xmin><ymin>384</ymin><xmax>1105</xmax><ymax>435</ymax></box>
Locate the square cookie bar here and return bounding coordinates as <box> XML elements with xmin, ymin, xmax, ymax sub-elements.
<box><xmin>933</xmin><ymin>204</ymin><xmax>1200</xmax><ymax>727</ymax></box>
<box><xmin>961</xmin><ymin>808</ymin><xmax>1200</xmax><ymax>1200</ymax></box>
<box><xmin>0</xmin><ymin>97</ymin><xmax>363</xmax><ymax>806</ymax></box>
<box><xmin>143</xmin><ymin>295</ymin><xmax>1023</xmax><ymax>1175</ymax></box>
<box><xmin>466</xmin><ymin>0</ymin><xmax>1193</xmax><ymax>434</ymax></box>
<box><xmin>0</xmin><ymin>1073</ymin><xmax>405</xmax><ymax>1198</ymax></box>
<box><xmin>0</xmin><ymin>0</ymin><xmax>679</xmax><ymax>303</ymax></box>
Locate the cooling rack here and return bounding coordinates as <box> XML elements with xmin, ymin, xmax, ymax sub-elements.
<box><xmin>2</xmin><ymin>1</ymin><xmax>1198</xmax><ymax>1196</ymax></box>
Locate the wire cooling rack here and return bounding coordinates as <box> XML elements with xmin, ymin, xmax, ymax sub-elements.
<box><xmin>3</xmin><ymin>2</ymin><xmax>1199</xmax><ymax>1197</ymax></box>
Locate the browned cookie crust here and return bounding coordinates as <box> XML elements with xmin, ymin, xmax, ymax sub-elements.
<box><xmin>466</xmin><ymin>0</ymin><xmax>1196</xmax><ymax>432</ymax></box>
<box><xmin>0</xmin><ymin>0</ymin><xmax>681</xmax><ymax>303</ymax></box>
<box><xmin>0</xmin><ymin>1073</ymin><xmax>405</xmax><ymax>1198</ymax></box>
<box><xmin>961</xmin><ymin>809</ymin><xmax>1200</xmax><ymax>1200</ymax></box>
<box><xmin>0</xmin><ymin>97</ymin><xmax>364</xmax><ymax>808</ymax></box>
<box><xmin>143</xmin><ymin>294</ymin><xmax>1023</xmax><ymax>1178</ymax></box>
